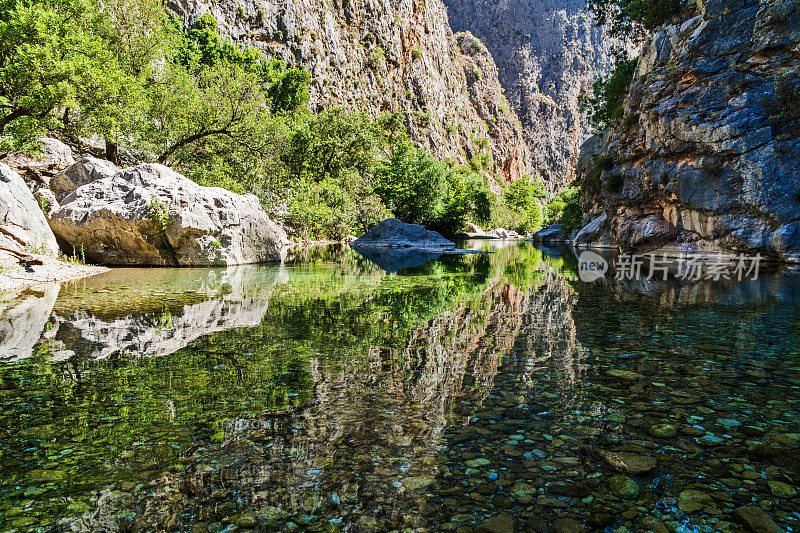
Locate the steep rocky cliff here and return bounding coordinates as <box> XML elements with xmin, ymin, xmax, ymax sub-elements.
<box><xmin>576</xmin><ymin>0</ymin><xmax>800</xmax><ymax>262</ymax></box>
<box><xmin>169</xmin><ymin>0</ymin><xmax>531</xmax><ymax>183</ymax></box>
<box><xmin>444</xmin><ymin>0</ymin><xmax>619</xmax><ymax>190</ymax></box>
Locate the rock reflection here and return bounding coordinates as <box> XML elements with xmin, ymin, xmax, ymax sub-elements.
<box><xmin>0</xmin><ymin>266</ymin><xmax>282</xmax><ymax>361</ymax></box>
<box><xmin>0</xmin><ymin>286</ymin><xmax>59</xmax><ymax>361</ymax></box>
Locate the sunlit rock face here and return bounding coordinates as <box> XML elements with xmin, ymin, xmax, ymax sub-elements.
<box><xmin>578</xmin><ymin>0</ymin><xmax>800</xmax><ymax>261</ymax></box>
<box><xmin>50</xmin><ymin>164</ymin><xmax>288</xmax><ymax>266</ymax></box>
<box><xmin>444</xmin><ymin>0</ymin><xmax>619</xmax><ymax>190</ymax></box>
<box><xmin>169</xmin><ymin>0</ymin><xmax>531</xmax><ymax>183</ymax></box>
<box><xmin>0</xmin><ymin>164</ymin><xmax>60</xmax><ymax>256</ymax></box>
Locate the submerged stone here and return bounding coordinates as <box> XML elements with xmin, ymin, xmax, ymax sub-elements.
<box><xmin>648</xmin><ymin>424</ymin><xmax>677</xmax><ymax>439</ymax></box>
<box><xmin>606</xmin><ymin>369</ymin><xmax>644</xmax><ymax>381</ymax></box>
<box><xmin>767</xmin><ymin>480</ymin><xmax>797</xmax><ymax>498</ymax></box>
<box><xmin>596</xmin><ymin>450</ymin><xmax>657</xmax><ymax>475</ymax></box>
<box><xmin>609</xmin><ymin>475</ymin><xmax>640</xmax><ymax>499</ymax></box>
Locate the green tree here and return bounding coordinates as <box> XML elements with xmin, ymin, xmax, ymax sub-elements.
<box><xmin>0</xmin><ymin>0</ymin><xmax>122</xmax><ymax>149</ymax></box>
<box><xmin>589</xmin><ymin>0</ymin><xmax>681</xmax><ymax>40</ymax></box>
<box><xmin>588</xmin><ymin>57</ymin><xmax>638</xmax><ymax>130</ymax></box>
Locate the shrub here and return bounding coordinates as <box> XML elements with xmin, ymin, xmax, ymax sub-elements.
<box><xmin>596</xmin><ymin>154</ymin><xmax>615</xmax><ymax>171</ymax></box>
<box><xmin>588</xmin><ymin>0</ymin><xmax>681</xmax><ymax>40</ymax></box>
<box><xmin>623</xmin><ymin>111</ymin><xmax>640</xmax><ymax>129</ymax></box>
<box><xmin>370</xmin><ymin>46</ymin><xmax>385</xmax><ymax>67</ymax></box>
<box><xmin>603</xmin><ymin>173</ymin><xmax>624</xmax><ymax>192</ymax></box>
<box><xmin>588</xmin><ymin>58</ymin><xmax>638</xmax><ymax>130</ymax></box>
<box><xmin>545</xmin><ymin>186</ymin><xmax>582</xmax><ymax>232</ymax></box>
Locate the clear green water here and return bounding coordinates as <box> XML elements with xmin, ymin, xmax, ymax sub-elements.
<box><xmin>0</xmin><ymin>242</ymin><xmax>799</xmax><ymax>532</ymax></box>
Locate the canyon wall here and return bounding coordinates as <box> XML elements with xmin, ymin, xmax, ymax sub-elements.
<box><xmin>169</xmin><ymin>0</ymin><xmax>531</xmax><ymax>183</ymax></box>
<box><xmin>576</xmin><ymin>0</ymin><xmax>800</xmax><ymax>262</ymax></box>
<box><xmin>444</xmin><ymin>0</ymin><xmax>619</xmax><ymax>190</ymax></box>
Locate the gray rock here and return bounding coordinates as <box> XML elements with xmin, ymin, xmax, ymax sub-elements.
<box><xmin>50</xmin><ymin>155</ymin><xmax>118</xmax><ymax>202</ymax></box>
<box><xmin>49</xmin><ymin>163</ymin><xmax>287</xmax><ymax>266</ymax></box>
<box><xmin>0</xmin><ymin>163</ymin><xmax>59</xmax><ymax>256</ymax></box>
<box><xmin>488</xmin><ymin>228</ymin><xmax>522</xmax><ymax>239</ymax></box>
<box><xmin>37</xmin><ymin>137</ymin><xmax>75</xmax><ymax>168</ymax></box>
<box><xmin>574</xmin><ymin>213</ymin><xmax>609</xmax><ymax>247</ymax></box>
<box><xmin>532</xmin><ymin>224</ymin><xmax>568</xmax><ymax>243</ymax></box>
<box><xmin>352</xmin><ymin>218</ymin><xmax>455</xmax><ymax>251</ymax></box>
<box><xmin>467</xmin><ymin>222</ymin><xmax>487</xmax><ymax>235</ymax></box>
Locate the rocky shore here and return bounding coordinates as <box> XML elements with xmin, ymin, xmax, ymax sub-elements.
<box><xmin>0</xmin><ymin>137</ymin><xmax>288</xmax><ymax>294</ymax></box>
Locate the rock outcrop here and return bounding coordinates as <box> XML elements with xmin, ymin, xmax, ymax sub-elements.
<box><xmin>49</xmin><ymin>163</ymin><xmax>288</xmax><ymax>266</ymax></box>
<box><xmin>36</xmin><ymin>137</ymin><xmax>75</xmax><ymax>168</ymax></box>
<box><xmin>49</xmin><ymin>155</ymin><xmax>118</xmax><ymax>202</ymax></box>
<box><xmin>532</xmin><ymin>224</ymin><xmax>568</xmax><ymax>243</ymax></box>
<box><xmin>0</xmin><ymin>163</ymin><xmax>59</xmax><ymax>256</ymax></box>
<box><xmin>444</xmin><ymin>0</ymin><xmax>620</xmax><ymax>189</ymax></box>
<box><xmin>577</xmin><ymin>0</ymin><xmax>800</xmax><ymax>262</ymax></box>
<box><xmin>172</xmin><ymin>0</ymin><xmax>532</xmax><ymax>183</ymax></box>
<box><xmin>351</xmin><ymin>218</ymin><xmax>455</xmax><ymax>250</ymax></box>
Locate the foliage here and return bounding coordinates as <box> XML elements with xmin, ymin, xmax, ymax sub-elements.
<box><xmin>284</xmin><ymin>172</ymin><xmax>390</xmax><ymax>240</ymax></box>
<box><xmin>146</xmin><ymin>199</ymin><xmax>170</xmax><ymax>232</ymax></box>
<box><xmin>588</xmin><ymin>58</ymin><xmax>638</xmax><ymax>130</ymax></box>
<box><xmin>588</xmin><ymin>0</ymin><xmax>681</xmax><ymax>40</ymax></box>
<box><xmin>489</xmin><ymin>175</ymin><xmax>547</xmax><ymax>235</ymax></box>
<box><xmin>374</xmin><ymin>137</ymin><xmax>478</xmax><ymax>235</ymax></box>
<box><xmin>602</xmin><ymin>173</ymin><xmax>624</xmax><ymax>192</ymax></box>
<box><xmin>0</xmin><ymin>0</ymin><xmax>122</xmax><ymax>150</ymax></box>
<box><xmin>546</xmin><ymin>184</ymin><xmax>582</xmax><ymax>232</ymax></box>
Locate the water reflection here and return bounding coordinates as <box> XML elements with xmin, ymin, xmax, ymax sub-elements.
<box><xmin>0</xmin><ymin>242</ymin><xmax>798</xmax><ymax>532</ymax></box>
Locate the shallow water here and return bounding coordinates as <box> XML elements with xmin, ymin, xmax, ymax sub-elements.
<box><xmin>0</xmin><ymin>242</ymin><xmax>799</xmax><ymax>532</ymax></box>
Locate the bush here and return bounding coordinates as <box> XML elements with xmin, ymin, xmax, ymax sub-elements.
<box><xmin>284</xmin><ymin>173</ymin><xmax>390</xmax><ymax>240</ymax></box>
<box><xmin>588</xmin><ymin>58</ymin><xmax>638</xmax><ymax>130</ymax></box>
<box><xmin>596</xmin><ymin>154</ymin><xmax>615</xmax><ymax>171</ymax></box>
<box><xmin>589</xmin><ymin>0</ymin><xmax>681</xmax><ymax>40</ymax></box>
<box><xmin>546</xmin><ymin>186</ymin><xmax>582</xmax><ymax>232</ymax></box>
<box><xmin>603</xmin><ymin>173</ymin><xmax>624</xmax><ymax>192</ymax></box>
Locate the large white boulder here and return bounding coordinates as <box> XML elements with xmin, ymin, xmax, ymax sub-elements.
<box><xmin>49</xmin><ymin>163</ymin><xmax>288</xmax><ymax>266</ymax></box>
<box><xmin>37</xmin><ymin>137</ymin><xmax>75</xmax><ymax>168</ymax></box>
<box><xmin>49</xmin><ymin>155</ymin><xmax>119</xmax><ymax>202</ymax></box>
<box><xmin>0</xmin><ymin>163</ymin><xmax>59</xmax><ymax>256</ymax></box>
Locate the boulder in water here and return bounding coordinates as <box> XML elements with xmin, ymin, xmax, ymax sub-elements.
<box><xmin>351</xmin><ymin>218</ymin><xmax>455</xmax><ymax>251</ymax></box>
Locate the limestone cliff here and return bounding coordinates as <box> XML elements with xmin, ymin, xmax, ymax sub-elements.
<box><xmin>444</xmin><ymin>0</ymin><xmax>619</xmax><ymax>190</ymax></box>
<box><xmin>169</xmin><ymin>0</ymin><xmax>531</xmax><ymax>183</ymax></box>
<box><xmin>576</xmin><ymin>0</ymin><xmax>800</xmax><ymax>262</ymax></box>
